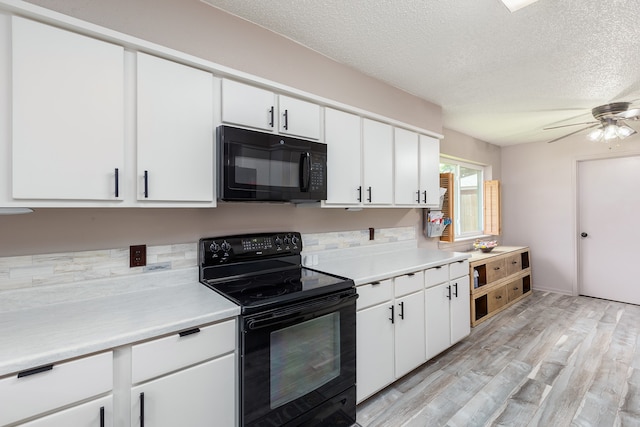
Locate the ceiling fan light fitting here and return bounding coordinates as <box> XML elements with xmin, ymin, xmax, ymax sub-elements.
<box><xmin>587</xmin><ymin>127</ymin><xmax>603</xmax><ymax>141</ymax></box>
<box><xmin>616</xmin><ymin>123</ymin><xmax>636</xmax><ymax>139</ymax></box>
<box><xmin>603</xmin><ymin>124</ymin><xmax>618</xmax><ymax>141</ymax></box>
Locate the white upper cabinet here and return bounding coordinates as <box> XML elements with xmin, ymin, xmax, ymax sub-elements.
<box><xmin>362</xmin><ymin>119</ymin><xmax>393</xmax><ymax>205</ymax></box>
<box><xmin>136</xmin><ymin>52</ymin><xmax>214</xmax><ymax>203</ymax></box>
<box><xmin>419</xmin><ymin>134</ymin><xmax>441</xmax><ymax>207</ymax></box>
<box><xmin>11</xmin><ymin>16</ymin><xmax>124</xmax><ymax>201</ymax></box>
<box><xmin>394</xmin><ymin>128</ymin><xmax>420</xmax><ymax>206</ymax></box>
<box><xmin>324</xmin><ymin>108</ymin><xmax>362</xmax><ymax>205</ymax></box>
<box><xmin>278</xmin><ymin>95</ymin><xmax>321</xmax><ymax>139</ymax></box>
<box><xmin>221</xmin><ymin>79</ymin><xmax>276</xmax><ymax>131</ymax></box>
<box><xmin>221</xmin><ymin>79</ymin><xmax>321</xmax><ymax>140</ymax></box>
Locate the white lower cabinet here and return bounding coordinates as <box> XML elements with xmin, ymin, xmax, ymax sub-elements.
<box><xmin>129</xmin><ymin>319</ymin><xmax>237</xmax><ymax>427</ymax></box>
<box><xmin>425</xmin><ymin>262</ymin><xmax>470</xmax><ymax>360</ymax></box>
<box><xmin>356</xmin><ymin>260</ymin><xmax>470</xmax><ymax>402</ymax></box>
<box><xmin>130</xmin><ymin>355</ymin><xmax>234</xmax><ymax>427</ymax></box>
<box><xmin>0</xmin><ymin>351</ymin><xmax>113</xmax><ymax>426</ymax></box>
<box><xmin>356</xmin><ymin>272</ymin><xmax>425</xmax><ymax>403</ymax></box>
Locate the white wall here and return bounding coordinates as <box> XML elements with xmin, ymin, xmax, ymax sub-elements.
<box><xmin>501</xmin><ymin>132</ymin><xmax>640</xmax><ymax>295</ymax></box>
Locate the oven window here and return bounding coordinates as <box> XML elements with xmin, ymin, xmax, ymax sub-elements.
<box><xmin>234</xmin><ymin>147</ymin><xmax>299</xmax><ymax>188</ymax></box>
<box><xmin>270</xmin><ymin>312</ymin><xmax>341</xmax><ymax>409</ymax></box>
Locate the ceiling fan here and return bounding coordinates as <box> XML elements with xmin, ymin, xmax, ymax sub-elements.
<box><xmin>545</xmin><ymin>102</ymin><xmax>640</xmax><ymax>144</ymax></box>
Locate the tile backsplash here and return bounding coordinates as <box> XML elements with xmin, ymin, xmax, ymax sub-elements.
<box><xmin>0</xmin><ymin>226</ymin><xmax>415</xmax><ymax>292</ymax></box>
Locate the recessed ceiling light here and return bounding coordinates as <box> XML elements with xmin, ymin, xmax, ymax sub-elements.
<box><xmin>500</xmin><ymin>0</ymin><xmax>540</xmax><ymax>12</ymax></box>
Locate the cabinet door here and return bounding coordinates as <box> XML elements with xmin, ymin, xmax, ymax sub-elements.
<box><xmin>324</xmin><ymin>108</ymin><xmax>362</xmax><ymax>205</ymax></box>
<box><xmin>20</xmin><ymin>395</ymin><xmax>112</xmax><ymax>427</ymax></box>
<box><xmin>486</xmin><ymin>258</ymin><xmax>507</xmax><ymax>283</ymax></box>
<box><xmin>450</xmin><ymin>277</ymin><xmax>471</xmax><ymax>345</ymax></box>
<box><xmin>507</xmin><ymin>277</ymin><xmax>524</xmax><ymax>302</ymax></box>
<box><xmin>137</xmin><ymin>52</ymin><xmax>214</xmax><ymax>202</ymax></box>
<box><xmin>12</xmin><ymin>16</ymin><xmax>124</xmax><ymax>201</ymax></box>
<box><xmin>131</xmin><ymin>354</ymin><xmax>235</xmax><ymax>427</ymax></box>
<box><xmin>425</xmin><ymin>282</ymin><xmax>451</xmax><ymax>360</ymax></box>
<box><xmin>487</xmin><ymin>286</ymin><xmax>507</xmax><ymax>312</ymax></box>
<box><xmin>356</xmin><ymin>303</ymin><xmax>394</xmax><ymax>403</ymax></box>
<box><xmin>394</xmin><ymin>128</ymin><xmax>420</xmax><ymax>206</ymax></box>
<box><xmin>419</xmin><ymin>135</ymin><xmax>440</xmax><ymax>206</ymax></box>
<box><xmin>278</xmin><ymin>95</ymin><xmax>321</xmax><ymax>139</ymax></box>
<box><xmin>394</xmin><ymin>290</ymin><xmax>426</xmax><ymax>378</ymax></box>
<box><xmin>221</xmin><ymin>79</ymin><xmax>275</xmax><ymax>131</ymax></box>
<box><xmin>362</xmin><ymin>119</ymin><xmax>393</xmax><ymax>204</ymax></box>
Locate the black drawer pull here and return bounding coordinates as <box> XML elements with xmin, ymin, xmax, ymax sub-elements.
<box><xmin>494</xmin><ymin>267</ymin><xmax>501</xmax><ymax>270</ymax></box>
<box><xmin>496</xmin><ymin>295</ymin><xmax>502</xmax><ymax>299</ymax></box>
<box><xmin>17</xmin><ymin>364</ymin><xmax>53</xmax><ymax>378</ymax></box>
<box><xmin>407</xmin><ymin>273</ymin><xmax>415</xmax><ymax>277</ymax></box>
<box><xmin>179</xmin><ymin>327</ymin><xmax>201</xmax><ymax>337</ymax></box>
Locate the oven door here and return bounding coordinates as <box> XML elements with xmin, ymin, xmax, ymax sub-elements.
<box><xmin>241</xmin><ymin>289</ymin><xmax>357</xmax><ymax>427</ymax></box>
<box><xmin>218</xmin><ymin>126</ymin><xmax>327</xmax><ymax>202</ymax></box>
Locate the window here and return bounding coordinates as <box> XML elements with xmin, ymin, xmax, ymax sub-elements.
<box><xmin>440</xmin><ymin>159</ymin><xmax>485</xmax><ymax>239</ymax></box>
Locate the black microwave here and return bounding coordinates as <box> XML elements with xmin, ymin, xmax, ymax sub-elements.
<box><xmin>218</xmin><ymin>126</ymin><xmax>327</xmax><ymax>202</ymax></box>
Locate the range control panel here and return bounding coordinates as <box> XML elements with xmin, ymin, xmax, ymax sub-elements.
<box><xmin>200</xmin><ymin>232</ymin><xmax>302</xmax><ymax>266</ymax></box>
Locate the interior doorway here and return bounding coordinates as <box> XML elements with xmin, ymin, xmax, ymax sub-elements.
<box><xmin>577</xmin><ymin>154</ymin><xmax>640</xmax><ymax>305</ymax></box>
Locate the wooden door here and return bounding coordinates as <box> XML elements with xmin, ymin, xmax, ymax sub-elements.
<box><xmin>578</xmin><ymin>155</ymin><xmax>640</xmax><ymax>304</ymax></box>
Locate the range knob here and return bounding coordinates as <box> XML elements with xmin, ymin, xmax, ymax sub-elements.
<box><xmin>274</xmin><ymin>236</ymin><xmax>283</xmax><ymax>246</ymax></box>
<box><xmin>221</xmin><ymin>241</ymin><xmax>232</xmax><ymax>252</ymax></box>
<box><xmin>283</xmin><ymin>236</ymin><xmax>290</xmax><ymax>245</ymax></box>
<box><xmin>209</xmin><ymin>242</ymin><xmax>221</xmax><ymax>252</ymax></box>
<box><xmin>291</xmin><ymin>235</ymin><xmax>299</xmax><ymax>246</ymax></box>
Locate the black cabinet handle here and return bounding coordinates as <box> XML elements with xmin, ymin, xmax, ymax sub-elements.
<box><xmin>496</xmin><ymin>295</ymin><xmax>502</xmax><ymax>300</ymax></box>
<box><xmin>399</xmin><ymin>301</ymin><xmax>405</xmax><ymax>320</ymax></box>
<box><xmin>447</xmin><ymin>285</ymin><xmax>451</xmax><ymax>300</ymax></box>
<box><xmin>140</xmin><ymin>392</ymin><xmax>145</xmax><ymax>427</ymax></box>
<box><xmin>423</xmin><ymin>190</ymin><xmax>427</xmax><ymax>204</ymax></box>
<box><xmin>389</xmin><ymin>305</ymin><xmax>395</xmax><ymax>324</ymax></box>
<box><xmin>512</xmin><ymin>261</ymin><xmax>518</xmax><ymax>265</ymax></box>
<box><xmin>407</xmin><ymin>273</ymin><xmax>415</xmax><ymax>277</ymax></box>
<box><xmin>494</xmin><ymin>267</ymin><xmax>500</xmax><ymax>270</ymax></box>
<box><xmin>453</xmin><ymin>282</ymin><xmax>458</xmax><ymax>297</ymax></box>
<box><xmin>268</xmin><ymin>106</ymin><xmax>274</xmax><ymax>127</ymax></box>
<box><xmin>371</xmin><ymin>281</ymin><xmax>381</xmax><ymax>286</ymax></box>
<box><xmin>367</xmin><ymin>186</ymin><xmax>372</xmax><ymax>203</ymax></box>
<box><xmin>100</xmin><ymin>406</ymin><xmax>105</xmax><ymax>427</ymax></box>
<box><xmin>17</xmin><ymin>364</ymin><xmax>53</xmax><ymax>378</ymax></box>
<box><xmin>283</xmin><ymin>109</ymin><xmax>289</xmax><ymax>130</ymax></box>
<box><xmin>179</xmin><ymin>327</ymin><xmax>201</xmax><ymax>337</ymax></box>
<box><xmin>143</xmin><ymin>171</ymin><xmax>149</xmax><ymax>199</ymax></box>
<box><xmin>114</xmin><ymin>168</ymin><xmax>119</xmax><ymax>198</ymax></box>
<box><xmin>357</xmin><ymin>186</ymin><xmax>362</xmax><ymax>202</ymax></box>
<box><xmin>416</xmin><ymin>190</ymin><xmax>421</xmax><ymax>203</ymax></box>
<box><xmin>299</xmin><ymin>152</ymin><xmax>311</xmax><ymax>192</ymax></box>
<box><xmin>435</xmin><ymin>265</ymin><xmax>442</xmax><ymax>269</ymax></box>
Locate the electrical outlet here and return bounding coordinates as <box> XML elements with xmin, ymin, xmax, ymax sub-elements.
<box><xmin>369</xmin><ymin>227</ymin><xmax>375</xmax><ymax>240</ymax></box>
<box><xmin>130</xmin><ymin>244</ymin><xmax>146</xmax><ymax>267</ymax></box>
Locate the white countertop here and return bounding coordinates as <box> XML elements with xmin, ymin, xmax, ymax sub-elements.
<box><xmin>0</xmin><ymin>268</ymin><xmax>239</xmax><ymax>377</ymax></box>
<box><xmin>314</xmin><ymin>247</ymin><xmax>471</xmax><ymax>285</ymax></box>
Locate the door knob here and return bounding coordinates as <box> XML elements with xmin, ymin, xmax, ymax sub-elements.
<box><xmin>580</xmin><ymin>232</ymin><xmax>588</xmax><ymax>238</ymax></box>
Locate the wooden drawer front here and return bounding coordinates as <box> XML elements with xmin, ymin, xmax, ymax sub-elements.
<box><xmin>507</xmin><ymin>278</ymin><xmax>524</xmax><ymax>302</ymax></box>
<box><xmin>132</xmin><ymin>319</ymin><xmax>236</xmax><ymax>384</ymax></box>
<box><xmin>449</xmin><ymin>259</ymin><xmax>469</xmax><ymax>280</ymax></box>
<box><xmin>357</xmin><ymin>279</ymin><xmax>393</xmax><ymax>310</ymax></box>
<box><xmin>425</xmin><ymin>265</ymin><xmax>448</xmax><ymax>288</ymax></box>
<box><xmin>506</xmin><ymin>253</ymin><xmax>523</xmax><ymax>276</ymax></box>
<box><xmin>394</xmin><ymin>271</ymin><xmax>424</xmax><ymax>297</ymax></box>
<box><xmin>487</xmin><ymin>286</ymin><xmax>507</xmax><ymax>312</ymax></box>
<box><xmin>486</xmin><ymin>258</ymin><xmax>507</xmax><ymax>283</ymax></box>
<box><xmin>0</xmin><ymin>351</ymin><xmax>113</xmax><ymax>426</ymax></box>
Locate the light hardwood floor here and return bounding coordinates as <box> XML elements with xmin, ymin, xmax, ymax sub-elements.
<box><xmin>356</xmin><ymin>291</ymin><xmax>640</xmax><ymax>427</ymax></box>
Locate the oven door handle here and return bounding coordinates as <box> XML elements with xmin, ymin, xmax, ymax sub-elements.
<box><xmin>246</xmin><ymin>292</ymin><xmax>357</xmax><ymax>331</ymax></box>
<box><xmin>299</xmin><ymin>152</ymin><xmax>311</xmax><ymax>192</ymax></box>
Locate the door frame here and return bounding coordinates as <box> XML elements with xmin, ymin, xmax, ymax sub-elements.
<box><xmin>573</xmin><ymin>149</ymin><xmax>640</xmax><ymax>297</ymax></box>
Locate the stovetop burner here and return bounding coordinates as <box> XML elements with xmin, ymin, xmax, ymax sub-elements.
<box><xmin>199</xmin><ymin>232</ymin><xmax>355</xmax><ymax>314</ymax></box>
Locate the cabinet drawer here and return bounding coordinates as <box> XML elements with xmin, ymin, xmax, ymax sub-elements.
<box><xmin>506</xmin><ymin>253</ymin><xmax>523</xmax><ymax>276</ymax></box>
<box><xmin>132</xmin><ymin>319</ymin><xmax>236</xmax><ymax>384</ymax></box>
<box><xmin>424</xmin><ymin>265</ymin><xmax>448</xmax><ymax>288</ymax></box>
<box><xmin>0</xmin><ymin>351</ymin><xmax>113</xmax><ymax>426</ymax></box>
<box><xmin>357</xmin><ymin>279</ymin><xmax>393</xmax><ymax>311</ymax></box>
<box><xmin>486</xmin><ymin>258</ymin><xmax>507</xmax><ymax>283</ymax></box>
<box><xmin>487</xmin><ymin>286</ymin><xmax>507</xmax><ymax>312</ymax></box>
<box><xmin>507</xmin><ymin>277</ymin><xmax>524</xmax><ymax>302</ymax></box>
<box><xmin>449</xmin><ymin>259</ymin><xmax>469</xmax><ymax>280</ymax></box>
<box><xmin>394</xmin><ymin>271</ymin><xmax>424</xmax><ymax>297</ymax></box>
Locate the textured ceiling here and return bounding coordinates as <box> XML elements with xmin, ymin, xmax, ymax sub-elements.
<box><xmin>201</xmin><ymin>0</ymin><xmax>640</xmax><ymax>146</ymax></box>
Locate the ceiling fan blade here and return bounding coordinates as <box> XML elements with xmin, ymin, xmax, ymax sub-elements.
<box><xmin>543</xmin><ymin>121</ymin><xmax>598</xmax><ymax>130</ymax></box>
<box><xmin>546</xmin><ymin>124</ymin><xmax>600</xmax><ymax>144</ymax></box>
<box><xmin>615</xmin><ymin>108</ymin><xmax>640</xmax><ymax>120</ymax></box>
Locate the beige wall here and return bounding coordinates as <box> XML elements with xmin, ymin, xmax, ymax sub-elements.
<box><xmin>1</xmin><ymin>1</ymin><xmax>499</xmax><ymax>257</ymax></box>
<box><xmin>441</xmin><ymin>128</ymin><xmax>502</xmax><ymax>180</ymax></box>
